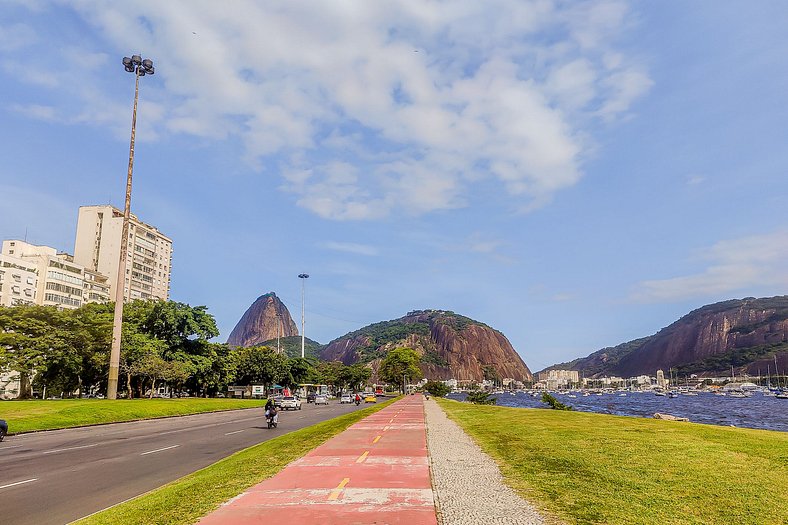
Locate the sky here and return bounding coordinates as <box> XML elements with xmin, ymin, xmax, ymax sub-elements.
<box><xmin>1</xmin><ymin>1</ymin><xmax>787</xmax><ymax>373</ymax></box>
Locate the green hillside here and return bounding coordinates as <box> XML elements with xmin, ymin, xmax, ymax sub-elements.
<box><xmin>259</xmin><ymin>335</ymin><xmax>322</xmax><ymax>359</ymax></box>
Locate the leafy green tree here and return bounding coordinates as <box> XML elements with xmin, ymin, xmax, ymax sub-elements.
<box><xmin>541</xmin><ymin>392</ymin><xmax>573</xmax><ymax>410</ymax></box>
<box><xmin>234</xmin><ymin>346</ymin><xmax>290</xmax><ymax>387</ymax></box>
<box><xmin>380</xmin><ymin>347</ymin><xmax>422</xmax><ymax>393</ymax></box>
<box><xmin>424</xmin><ymin>380</ymin><xmax>451</xmax><ymax>397</ymax></box>
<box><xmin>0</xmin><ymin>305</ymin><xmax>70</xmax><ymax>398</ymax></box>
<box><xmin>466</xmin><ymin>390</ymin><xmax>496</xmax><ymax>405</ymax></box>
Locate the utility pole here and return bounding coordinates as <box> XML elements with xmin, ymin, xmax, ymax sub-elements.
<box><xmin>298</xmin><ymin>273</ymin><xmax>309</xmax><ymax>358</ymax></box>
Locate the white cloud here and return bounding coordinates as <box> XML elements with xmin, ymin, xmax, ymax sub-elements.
<box><xmin>633</xmin><ymin>230</ymin><xmax>788</xmax><ymax>302</ymax></box>
<box><xmin>320</xmin><ymin>242</ymin><xmax>379</xmax><ymax>257</ymax></box>
<box><xmin>7</xmin><ymin>0</ymin><xmax>651</xmax><ymax>220</ymax></box>
<box><xmin>11</xmin><ymin>103</ymin><xmax>56</xmax><ymax>121</ymax></box>
<box><xmin>0</xmin><ymin>23</ymin><xmax>37</xmax><ymax>51</ymax></box>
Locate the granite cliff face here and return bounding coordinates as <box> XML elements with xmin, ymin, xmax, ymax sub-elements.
<box><xmin>543</xmin><ymin>297</ymin><xmax>788</xmax><ymax>377</ymax></box>
<box><xmin>320</xmin><ymin>310</ymin><xmax>532</xmax><ymax>382</ymax></box>
<box><xmin>226</xmin><ymin>292</ymin><xmax>299</xmax><ymax>347</ymax></box>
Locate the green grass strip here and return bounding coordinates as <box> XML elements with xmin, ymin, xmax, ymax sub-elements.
<box><xmin>437</xmin><ymin>398</ymin><xmax>788</xmax><ymax>525</ymax></box>
<box><xmin>2</xmin><ymin>399</ymin><xmax>268</xmax><ymax>434</ymax></box>
<box><xmin>74</xmin><ymin>398</ymin><xmax>398</xmax><ymax>525</ymax></box>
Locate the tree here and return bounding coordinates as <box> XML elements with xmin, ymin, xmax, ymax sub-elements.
<box><xmin>234</xmin><ymin>346</ymin><xmax>290</xmax><ymax>387</ymax></box>
<box><xmin>466</xmin><ymin>390</ymin><xmax>496</xmax><ymax>405</ymax></box>
<box><xmin>424</xmin><ymin>380</ymin><xmax>450</xmax><ymax>397</ymax></box>
<box><xmin>541</xmin><ymin>392</ymin><xmax>573</xmax><ymax>410</ymax></box>
<box><xmin>379</xmin><ymin>347</ymin><xmax>422</xmax><ymax>393</ymax></box>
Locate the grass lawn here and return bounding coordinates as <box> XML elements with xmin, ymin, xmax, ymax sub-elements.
<box><xmin>74</xmin><ymin>398</ymin><xmax>397</xmax><ymax>525</ymax></box>
<box><xmin>1</xmin><ymin>398</ymin><xmax>268</xmax><ymax>434</ymax></box>
<box><xmin>437</xmin><ymin>398</ymin><xmax>788</xmax><ymax>525</ymax></box>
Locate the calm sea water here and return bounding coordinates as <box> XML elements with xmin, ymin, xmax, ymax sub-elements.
<box><xmin>447</xmin><ymin>391</ymin><xmax>788</xmax><ymax>432</ymax></box>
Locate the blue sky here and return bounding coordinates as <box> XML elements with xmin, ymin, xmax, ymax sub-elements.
<box><xmin>1</xmin><ymin>1</ymin><xmax>787</xmax><ymax>372</ymax></box>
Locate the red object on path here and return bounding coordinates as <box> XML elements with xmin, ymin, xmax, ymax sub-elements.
<box><xmin>197</xmin><ymin>396</ymin><xmax>437</xmax><ymax>525</ymax></box>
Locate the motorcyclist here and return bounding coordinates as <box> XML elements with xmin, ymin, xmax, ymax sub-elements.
<box><xmin>0</xmin><ymin>419</ymin><xmax>7</xmax><ymax>442</ymax></box>
<box><xmin>265</xmin><ymin>398</ymin><xmax>278</xmax><ymax>425</ymax></box>
<box><xmin>354</xmin><ymin>393</ymin><xmax>361</xmax><ymax>406</ymax></box>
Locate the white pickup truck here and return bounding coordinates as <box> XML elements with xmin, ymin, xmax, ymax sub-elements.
<box><xmin>279</xmin><ymin>396</ymin><xmax>302</xmax><ymax>410</ymax></box>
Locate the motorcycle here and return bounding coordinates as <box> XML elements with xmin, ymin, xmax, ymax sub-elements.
<box><xmin>354</xmin><ymin>397</ymin><xmax>361</xmax><ymax>406</ymax></box>
<box><xmin>265</xmin><ymin>409</ymin><xmax>278</xmax><ymax>429</ymax></box>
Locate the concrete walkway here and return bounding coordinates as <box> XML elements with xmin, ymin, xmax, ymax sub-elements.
<box><xmin>197</xmin><ymin>396</ymin><xmax>437</xmax><ymax>524</ymax></box>
<box><xmin>424</xmin><ymin>398</ymin><xmax>547</xmax><ymax>525</ymax></box>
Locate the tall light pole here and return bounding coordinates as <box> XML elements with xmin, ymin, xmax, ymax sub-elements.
<box><xmin>298</xmin><ymin>273</ymin><xmax>309</xmax><ymax>358</ymax></box>
<box><xmin>108</xmin><ymin>54</ymin><xmax>155</xmax><ymax>400</ymax></box>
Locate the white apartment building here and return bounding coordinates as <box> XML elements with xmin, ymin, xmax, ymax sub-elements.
<box><xmin>0</xmin><ymin>252</ymin><xmax>38</xmax><ymax>306</ymax></box>
<box><xmin>537</xmin><ymin>369</ymin><xmax>580</xmax><ymax>386</ymax></box>
<box><xmin>73</xmin><ymin>205</ymin><xmax>172</xmax><ymax>302</ymax></box>
<box><xmin>0</xmin><ymin>240</ymin><xmax>106</xmax><ymax>309</ymax></box>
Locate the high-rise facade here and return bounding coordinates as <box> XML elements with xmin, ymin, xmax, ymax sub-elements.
<box><xmin>73</xmin><ymin>205</ymin><xmax>172</xmax><ymax>302</ymax></box>
<box><xmin>0</xmin><ymin>240</ymin><xmax>110</xmax><ymax>309</ymax></box>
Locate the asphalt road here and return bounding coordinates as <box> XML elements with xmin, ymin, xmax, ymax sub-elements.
<box><xmin>0</xmin><ymin>400</ymin><xmax>370</xmax><ymax>525</ymax></box>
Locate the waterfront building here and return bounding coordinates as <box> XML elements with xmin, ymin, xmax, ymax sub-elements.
<box><xmin>1</xmin><ymin>240</ymin><xmax>96</xmax><ymax>309</ymax></box>
<box><xmin>656</xmin><ymin>369</ymin><xmax>667</xmax><ymax>389</ymax></box>
<box><xmin>73</xmin><ymin>205</ymin><xmax>172</xmax><ymax>302</ymax></box>
<box><xmin>538</xmin><ymin>369</ymin><xmax>580</xmax><ymax>387</ymax></box>
<box><xmin>0</xmin><ymin>252</ymin><xmax>38</xmax><ymax>306</ymax></box>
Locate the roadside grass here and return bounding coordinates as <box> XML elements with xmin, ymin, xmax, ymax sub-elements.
<box><xmin>437</xmin><ymin>398</ymin><xmax>788</xmax><ymax>525</ymax></box>
<box><xmin>74</xmin><ymin>398</ymin><xmax>398</xmax><ymax>525</ymax></box>
<box><xmin>1</xmin><ymin>399</ymin><xmax>268</xmax><ymax>434</ymax></box>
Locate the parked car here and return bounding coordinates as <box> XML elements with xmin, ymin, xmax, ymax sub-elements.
<box><xmin>314</xmin><ymin>394</ymin><xmax>329</xmax><ymax>405</ymax></box>
<box><xmin>280</xmin><ymin>396</ymin><xmax>302</xmax><ymax>410</ymax></box>
<box><xmin>364</xmin><ymin>394</ymin><xmax>377</xmax><ymax>403</ymax></box>
<box><xmin>340</xmin><ymin>394</ymin><xmax>353</xmax><ymax>404</ymax></box>
<box><xmin>306</xmin><ymin>393</ymin><xmax>316</xmax><ymax>404</ymax></box>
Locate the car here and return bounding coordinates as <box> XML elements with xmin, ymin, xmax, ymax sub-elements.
<box><xmin>314</xmin><ymin>394</ymin><xmax>329</xmax><ymax>405</ymax></box>
<box><xmin>340</xmin><ymin>394</ymin><xmax>353</xmax><ymax>404</ymax></box>
<box><xmin>364</xmin><ymin>394</ymin><xmax>377</xmax><ymax>403</ymax></box>
<box><xmin>273</xmin><ymin>395</ymin><xmax>284</xmax><ymax>408</ymax></box>
<box><xmin>306</xmin><ymin>393</ymin><xmax>316</xmax><ymax>404</ymax></box>
<box><xmin>280</xmin><ymin>396</ymin><xmax>302</xmax><ymax>410</ymax></box>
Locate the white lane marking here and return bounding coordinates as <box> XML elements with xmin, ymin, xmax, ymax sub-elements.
<box><xmin>43</xmin><ymin>444</ymin><xmax>98</xmax><ymax>455</ymax></box>
<box><xmin>156</xmin><ymin>416</ymin><xmax>260</xmax><ymax>436</ymax></box>
<box><xmin>0</xmin><ymin>478</ymin><xmax>38</xmax><ymax>490</ymax></box>
<box><xmin>140</xmin><ymin>444</ymin><xmax>180</xmax><ymax>456</ymax></box>
<box><xmin>0</xmin><ymin>444</ymin><xmax>23</xmax><ymax>450</ymax></box>
<box><xmin>224</xmin><ymin>429</ymin><xmax>244</xmax><ymax>436</ymax></box>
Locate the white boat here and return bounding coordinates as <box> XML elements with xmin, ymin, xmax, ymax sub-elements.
<box><xmin>668</xmin><ymin>391</ymin><xmax>679</xmax><ymax>398</ymax></box>
<box><xmin>683</xmin><ymin>391</ymin><xmax>699</xmax><ymax>396</ymax></box>
<box><xmin>654</xmin><ymin>391</ymin><xmax>666</xmax><ymax>397</ymax></box>
<box><xmin>728</xmin><ymin>391</ymin><xmax>748</xmax><ymax>398</ymax></box>
<box><xmin>618</xmin><ymin>393</ymin><xmax>627</xmax><ymax>397</ymax></box>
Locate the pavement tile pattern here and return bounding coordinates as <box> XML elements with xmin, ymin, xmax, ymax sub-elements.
<box><xmin>424</xmin><ymin>399</ymin><xmax>547</xmax><ymax>525</ymax></box>
<box><xmin>198</xmin><ymin>396</ymin><xmax>437</xmax><ymax>525</ymax></box>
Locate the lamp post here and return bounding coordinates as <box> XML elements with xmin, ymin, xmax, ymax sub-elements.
<box><xmin>298</xmin><ymin>273</ymin><xmax>309</xmax><ymax>358</ymax></box>
<box><xmin>108</xmin><ymin>54</ymin><xmax>155</xmax><ymax>400</ymax></box>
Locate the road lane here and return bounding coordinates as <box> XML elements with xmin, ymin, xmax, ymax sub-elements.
<box><xmin>0</xmin><ymin>400</ymin><xmax>368</xmax><ymax>525</ymax></box>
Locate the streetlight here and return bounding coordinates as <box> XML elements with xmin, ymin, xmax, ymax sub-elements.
<box><xmin>298</xmin><ymin>273</ymin><xmax>309</xmax><ymax>358</ymax></box>
<box><xmin>108</xmin><ymin>54</ymin><xmax>155</xmax><ymax>400</ymax></box>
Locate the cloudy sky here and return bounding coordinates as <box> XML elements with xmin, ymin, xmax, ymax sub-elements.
<box><xmin>1</xmin><ymin>1</ymin><xmax>787</xmax><ymax>372</ymax></box>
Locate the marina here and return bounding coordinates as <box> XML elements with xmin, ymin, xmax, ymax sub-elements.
<box><xmin>448</xmin><ymin>390</ymin><xmax>788</xmax><ymax>432</ymax></box>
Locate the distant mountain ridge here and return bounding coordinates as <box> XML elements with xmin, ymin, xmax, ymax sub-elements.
<box><xmin>320</xmin><ymin>309</ymin><xmax>532</xmax><ymax>382</ymax></box>
<box><xmin>542</xmin><ymin>296</ymin><xmax>788</xmax><ymax>377</ymax></box>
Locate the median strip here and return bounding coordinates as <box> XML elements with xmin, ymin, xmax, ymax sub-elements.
<box><xmin>140</xmin><ymin>445</ymin><xmax>180</xmax><ymax>456</ymax></box>
<box><xmin>0</xmin><ymin>478</ymin><xmax>38</xmax><ymax>490</ymax></box>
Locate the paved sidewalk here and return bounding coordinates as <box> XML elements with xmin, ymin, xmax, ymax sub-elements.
<box><xmin>198</xmin><ymin>396</ymin><xmax>437</xmax><ymax>524</ymax></box>
<box><xmin>425</xmin><ymin>399</ymin><xmax>547</xmax><ymax>525</ymax></box>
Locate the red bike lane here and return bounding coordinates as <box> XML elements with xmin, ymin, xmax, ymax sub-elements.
<box><xmin>197</xmin><ymin>396</ymin><xmax>437</xmax><ymax>524</ymax></box>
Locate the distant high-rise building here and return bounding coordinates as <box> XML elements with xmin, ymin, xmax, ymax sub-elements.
<box><xmin>0</xmin><ymin>240</ymin><xmax>109</xmax><ymax>309</ymax></box>
<box><xmin>73</xmin><ymin>205</ymin><xmax>172</xmax><ymax>302</ymax></box>
<box><xmin>0</xmin><ymin>248</ymin><xmax>38</xmax><ymax>307</ymax></box>
<box><xmin>656</xmin><ymin>369</ymin><xmax>666</xmax><ymax>389</ymax></box>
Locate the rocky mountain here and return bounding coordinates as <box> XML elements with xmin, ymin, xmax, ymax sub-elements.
<box><xmin>320</xmin><ymin>309</ymin><xmax>532</xmax><ymax>382</ymax></box>
<box><xmin>542</xmin><ymin>296</ymin><xmax>788</xmax><ymax>377</ymax></box>
<box><xmin>226</xmin><ymin>292</ymin><xmax>299</xmax><ymax>347</ymax></box>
